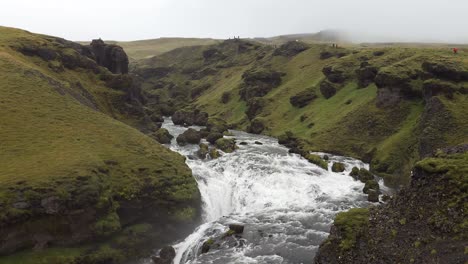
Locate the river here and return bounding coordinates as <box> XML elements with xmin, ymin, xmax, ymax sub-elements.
<box><xmin>143</xmin><ymin>118</ymin><xmax>380</xmax><ymax>264</ymax></box>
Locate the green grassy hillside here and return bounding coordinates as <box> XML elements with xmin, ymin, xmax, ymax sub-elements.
<box><xmin>134</xmin><ymin>39</ymin><xmax>468</xmax><ymax>186</ymax></box>
<box><xmin>0</xmin><ymin>27</ymin><xmax>200</xmax><ymax>263</ymax></box>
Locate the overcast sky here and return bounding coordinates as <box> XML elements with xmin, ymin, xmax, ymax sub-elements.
<box><xmin>1</xmin><ymin>0</ymin><xmax>467</xmax><ymax>43</ymax></box>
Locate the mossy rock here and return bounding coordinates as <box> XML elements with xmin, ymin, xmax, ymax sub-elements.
<box><xmin>209</xmin><ymin>148</ymin><xmax>221</xmax><ymax>159</ymax></box>
<box><xmin>304</xmin><ymin>154</ymin><xmax>328</xmax><ymax>170</ymax></box>
<box><xmin>176</xmin><ymin>128</ymin><xmax>201</xmax><ymax>145</ymax></box>
<box><xmin>151</xmin><ymin>128</ymin><xmax>173</xmax><ymax>144</ymax></box>
<box><xmin>331</xmin><ymin>162</ymin><xmax>345</xmax><ymax>172</ymax></box>
<box><xmin>334</xmin><ymin>208</ymin><xmax>369</xmax><ymax>250</ymax></box>
<box><xmin>289</xmin><ymin>90</ymin><xmax>317</xmax><ymax>108</ymax></box>
<box><xmin>197</xmin><ymin>143</ymin><xmax>209</xmax><ymax>159</ymax></box>
<box><xmin>215</xmin><ymin>138</ymin><xmax>238</xmax><ymax>153</ymax></box>
<box><xmin>363</xmin><ymin>180</ymin><xmax>380</xmax><ymax>194</ymax></box>
<box><xmin>221</xmin><ymin>91</ymin><xmax>231</xmax><ymax>104</ymax></box>
<box><xmin>358</xmin><ymin>168</ymin><xmax>374</xmax><ymax>183</ymax></box>
<box><xmin>206</xmin><ymin>132</ymin><xmax>223</xmax><ymax>144</ymax></box>
<box><xmin>206</xmin><ymin>118</ymin><xmax>228</xmax><ymax>134</ymax></box>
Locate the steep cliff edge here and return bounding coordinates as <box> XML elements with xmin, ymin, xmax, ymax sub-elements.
<box><xmin>314</xmin><ymin>145</ymin><xmax>467</xmax><ymax>264</ymax></box>
<box><xmin>0</xmin><ymin>26</ymin><xmax>200</xmax><ymax>263</ymax></box>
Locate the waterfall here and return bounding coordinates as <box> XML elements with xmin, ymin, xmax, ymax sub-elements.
<box><xmin>143</xmin><ymin>118</ymin><xmax>372</xmax><ymax>264</ymax></box>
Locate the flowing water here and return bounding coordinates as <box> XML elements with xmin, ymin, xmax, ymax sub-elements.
<box><xmin>143</xmin><ymin>118</ymin><xmax>379</xmax><ymax>264</ymax></box>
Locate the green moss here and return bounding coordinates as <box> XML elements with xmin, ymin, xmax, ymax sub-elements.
<box><xmin>363</xmin><ymin>180</ymin><xmax>380</xmax><ymax>194</ymax></box>
<box><xmin>171</xmin><ymin>207</ymin><xmax>197</xmax><ymax>222</ymax></box>
<box><xmin>331</xmin><ymin>162</ymin><xmax>345</xmax><ymax>172</ymax></box>
<box><xmin>334</xmin><ymin>208</ymin><xmax>369</xmax><ymax>251</ymax></box>
<box><xmin>399</xmin><ymin>218</ymin><xmax>407</xmax><ymax>225</ymax></box>
<box><xmin>0</xmin><ymin>247</ymin><xmax>83</xmax><ymax>264</ymax></box>
<box><xmin>304</xmin><ymin>154</ymin><xmax>328</xmax><ymax>170</ymax></box>
<box><xmin>94</xmin><ymin>212</ymin><xmax>121</xmax><ymax>237</ymax></box>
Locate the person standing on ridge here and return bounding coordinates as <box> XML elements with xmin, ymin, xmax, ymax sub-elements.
<box><xmin>453</xmin><ymin>47</ymin><xmax>459</xmax><ymax>54</ymax></box>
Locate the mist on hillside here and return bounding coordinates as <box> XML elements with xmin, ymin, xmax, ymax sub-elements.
<box><xmin>1</xmin><ymin>0</ymin><xmax>468</xmax><ymax>43</ymax></box>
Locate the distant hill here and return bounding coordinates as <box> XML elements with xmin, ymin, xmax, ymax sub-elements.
<box><xmin>80</xmin><ymin>38</ymin><xmax>222</xmax><ymax>60</ymax></box>
<box><xmin>252</xmin><ymin>30</ymin><xmax>351</xmax><ymax>45</ymax></box>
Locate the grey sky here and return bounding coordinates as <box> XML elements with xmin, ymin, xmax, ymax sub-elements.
<box><xmin>1</xmin><ymin>0</ymin><xmax>467</xmax><ymax>43</ymax></box>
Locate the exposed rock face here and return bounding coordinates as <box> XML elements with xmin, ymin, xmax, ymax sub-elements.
<box><xmin>418</xmin><ymin>97</ymin><xmax>454</xmax><ymax>157</ymax></box>
<box><xmin>356</xmin><ymin>66</ymin><xmax>378</xmax><ymax>88</ymax></box>
<box><xmin>422</xmin><ymin>60</ymin><xmax>468</xmax><ymax>81</ymax></box>
<box><xmin>206</xmin><ymin>132</ymin><xmax>223</xmax><ymax>144</ymax></box>
<box><xmin>90</xmin><ymin>39</ymin><xmax>129</xmax><ymax>74</ymax></box>
<box><xmin>239</xmin><ymin>69</ymin><xmax>282</xmax><ymax>100</ymax></box>
<box><xmin>322</xmin><ymin>66</ymin><xmax>347</xmax><ymax>84</ymax></box>
<box><xmin>320</xmin><ymin>81</ymin><xmax>337</xmax><ymax>99</ymax></box>
<box><xmin>247</xmin><ymin>119</ymin><xmax>265</xmax><ymax>134</ymax></box>
<box><xmin>246</xmin><ymin>97</ymin><xmax>266</xmax><ymax>120</ymax></box>
<box><xmin>315</xmin><ymin>150</ymin><xmax>467</xmax><ymax>264</ymax></box>
<box><xmin>273</xmin><ymin>41</ymin><xmax>309</xmax><ymax>57</ymax></box>
<box><xmin>290</xmin><ymin>90</ymin><xmax>317</xmax><ymax>108</ymax></box>
<box><xmin>422</xmin><ymin>79</ymin><xmax>458</xmax><ymax>100</ymax></box>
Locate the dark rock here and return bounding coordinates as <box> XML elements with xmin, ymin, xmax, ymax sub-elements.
<box><xmin>373</xmin><ymin>50</ymin><xmax>385</xmax><ymax>56</ymax></box>
<box><xmin>172</xmin><ymin>110</ymin><xmax>209</xmax><ymax>126</ymax></box>
<box><xmin>273</xmin><ymin>41</ymin><xmax>309</xmax><ymax>57</ymax></box>
<box><xmin>246</xmin><ymin>97</ymin><xmax>265</xmax><ymax>120</ymax></box>
<box><xmin>363</xmin><ymin>180</ymin><xmax>380</xmax><ymax>194</ymax></box>
<box><xmin>206</xmin><ymin>118</ymin><xmax>228</xmax><ymax>134</ymax></box>
<box><xmin>349</xmin><ymin>167</ymin><xmax>360</xmax><ymax>179</ymax></box>
<box><xmin>228</xmin><ymin>224</ymin><xmax>244</xmax><ymax>234</ymax></box>
<box><xmin>290</xmin><ymin>90</ymin><xmax>317</xmax><ymax>108</ymax></box>
<box><xmin>320</xmin><ymin>80</ymin><xmax>337</xmax><ymax>99</ymax></box>
<box><xmin>254</xmin><ymin>141</ymin><xmax>263</xmax><ymax>145</ymax></box>
<box><xmin>90</xmin><ymin>39</ymin><xmax>129</xmax><ymax>74</ymax></box>
<box><xmin>150</xmin><ymin>113</ymin><xmax>164</xmax><ymax>123</ymax></box>
<box><xmin>320</xmin><ymin>51</ymin><xmax>333</xmax><ymax>60</ymax></box>
<box><xmin>323</xmin><ymin>155</ymin><xmax>329</xmax><ymax>161</ymax></box>
<box><xmin>221</xmin><ymin>91</ymin><xmax>231</xmax><ymax>104</ymax></box>
<box><xmin>367</xmin><ymin>189</ymin><xmax>379</xmax><ymax>202</ymax></box>
<box><xmin>239</xmin><ymin>69</ymin><xmax>282</xmax><ymax>100</ymax></box>
<box><xmin>176</xmin><ymin>128</ymin><xmax>201</xmax><ymax>146</ymax></box>
<box><xmin>322</xmin><ymin>66</ymin><xmax>346</xmax><ymax>83</ymax></box>
<box><xmin>215</xmin><ymin>138</ymin><xmax>238</xmax><ymax>153</ymax></box>
<box><xmin>209</xmin><ymin>148</ymin><xmax>221</xmax><ymax>159</ymax></box>
<box><xmin>375</xmin><ymin>87</ymin><xmax>402</xmax><ymax>108</ymax></box>
<box><xmin>422</xmin><ymin>79</ymin><xmax>458</xmax><ymax>100</ymax></box>
<box><xmin>40</xmin><ymin>196</ymin><xmax>61</xmax><ymax>214</ymax></box>
<box><xmin>191</xmin><ymin>83</ymin><xmax>212</xmax><ymax>98</ymax></box>
<box><xmin>331</xmin><ymin>162</ymin><xmax>345</xmax><ymax>172</ymax></box>
<box><xmin>356</xmin><ymin>66</ymin><xmax>378</xmax><ymax>88</ymax></box>
<box><xmin>152</xmin><ymin>246</ymin><xmax>176</xmax><ymax>264</ymax></box>
<box><xmin>206</xmin><ymin>132</ymin><xmax>223</xmax><ymax>144</ymax></box>
<box><xmin>13</xmin><ymin>201</ymin><xmax>31</xmax><ymax>209</ymax></box>
<box><xmin>247</xmin><ymin>119</ymin><xmax>265</xmax><ymax>134</ymax></box>
<box><xmin>201</xmin><ymin>239</ymin><xmax>214</xmax><ymax>254</ymax></box>
<box><xmin>239</xmin><ymin>142</ymin><xmax>248</xmax><ymax>145</ymax></box>
<box><xmin>422</xmin><ymin>60</ymin><xmax>468</xmax><ymax>81</ymax></box>
<box><xmin>358</xmin><ymin>168</ymin><xmax>374</xmax><ymax>183</ymax></box>
<box><xmin>151</xmin><ymin>128</ymin><xmax>174</xmax><ymax>144</ymax></box>
<box><xmin>197</xmin><ymin>143</ymin><xmax>209</xmax><ymax>159</ymax></box>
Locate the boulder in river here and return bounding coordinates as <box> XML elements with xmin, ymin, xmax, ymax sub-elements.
<box><xmin>151</xmin><ymin>128</ymin><xmax>173</xmax><ymax>144</ymax></box>
<box><xmin>363</xmin><ymin>179</ymin><xmax>380</xmax><ymax>194</ymax></box>
<box><xmin>215</xmin><ymin>138</ymin><xmax>238</xmax><ymax>153</ymax></box>
<box><xmin>331</xmin><ymin>162</ymin><xmax>345</xmax><ymax>172</ymax></box>
<box><xmin>228</xmin><ymin>224</ymin><xmax>244</xmax><ymax>234</ymax></box>
<box><xmin>152</xmin><ymin>246</ymin><xmax>176</xmax><ymax>264</ymax></box>
<box><xmin>176</xmin><ymin>128</ymin><xmax>201</xmax><ymax>146</ymax></box>
<box><xmin>209</xmin><ymin>148</ymin><xmax>221</xmax><ymax>159</ymax></box>
<box><xmin>367</xmin><ymin>189</ymin><xmax>380</xmax><ymax>202</ymax></box>
<box><xmin>197</xmin><ymin>143</ymin><xmax>209</xmax><ymax>159</ymax></box>
<box><xmin>206</xmin><ymin>132</ymin><xmax>223</xmax><ymax>144</ymax></box>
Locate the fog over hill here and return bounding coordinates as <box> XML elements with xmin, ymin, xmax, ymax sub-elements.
<box><xmin>2</xmin><ymin>0</ymin><xmax>468</xmax><ymax>43</ymax></box>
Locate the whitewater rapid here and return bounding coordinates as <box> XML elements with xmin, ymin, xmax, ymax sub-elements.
<box><xmin>144</xmin><ymin>118</ymin><xmax>375</xmax><ymax>264</ymax></box>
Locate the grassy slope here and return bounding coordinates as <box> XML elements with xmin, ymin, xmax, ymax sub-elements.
<box><xmin>136</xmin><ymin>40</ymin><xmax>468</xmax><ymax>186</ymax></box>
<box><xmin>0</xmin><ymin>27</ymin><xmax>198</xmax><ymax>262</ymax></box>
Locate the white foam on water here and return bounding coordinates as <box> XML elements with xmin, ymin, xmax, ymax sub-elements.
<box><xmin>141</xmin><ymin>118</ymin><xmax>374</xmax><ymax>264</ymax></box>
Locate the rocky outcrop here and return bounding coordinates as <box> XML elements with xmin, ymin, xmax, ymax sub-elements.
<box><xmin>290</xmin><ymin>90</ymin><xmax>317</xmax><ymax>108</ymax></box>
<box><xmin>90</xmin><ymin>39</ymin><xmax>129</xmax><ymax>74</ymax></box>
<box><xmin>151</xmin><ymin>128</ymin><xmax>174</xmax><ymax>144</ymax></box>
<box><xmin>322</xmin><ymin>66</ymin><xmax>347</xmax><ymax>84</ymax></box>
<box><xmin>356</xmin><ymin>66</ymin><xmax>378</xmax><ymax>88</ymax></box>
<box><xmin>320</xmin><ymin>81</ymin><xmax>337</xmax><ymax>99</ymax></box>
<box><xmin>176</xmin><ymin>128</ymin><xmax>202</xmax><ymax>145</ymax></box>
<box><xmin>239</xmin><ymin>69</ymin><xmax>282</xmax><ymax>100</ymax></box>
<box><xmin>247</xmin><ymin>118</ymin><xmax>265</xmax><ymax>134</ymax></box>
<box><xmin>422</xmin><ymin>60</ymin><xmax>468</xmax><ymax>82</ymax></box>
<box><xmin>315</xmin><ymin>150</ymin><xmax>467</xmax><ymax>264</ymax></box>
<box><xmin>172</xmin><ymin>110</ymin><xmax>209</xmax><ymax>126</ymax></box>
<box><xmin>273</xmin><ymin>41</ymin><xmax>309</xmax><ymax>57</ymax></box>
<box><xmin>215</xmin><ymin>138</ymin><xmax>238</xmax><ymax>153</ymax></box>
<box><xmin>152</xmin><ymin>246</ymin><xmax>176</xmax><ymax>264</ymax></box>
<box><xmin>246</xmin><ymin>97</ymin><xmax>266</xmax><ymax>120</ymax></box>
<box><xmin>206</xmin><ymin>132</ymin><xmax>223</xmax><ymax>144</ymax></box>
